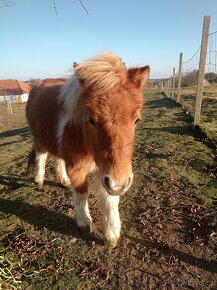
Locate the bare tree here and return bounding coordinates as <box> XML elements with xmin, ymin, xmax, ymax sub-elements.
<box><xmin>1</xmin><ymin>0</ymin><xmax>15</xmax><ymax>8</ymax></box>
<box><xmin>1</xmin><ymin>0</ymin><xmax>89</xmax><ymax>15</ymax></box>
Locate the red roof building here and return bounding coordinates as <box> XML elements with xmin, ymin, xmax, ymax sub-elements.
<box><xmin>0</xmin><ymin>79</ymin><xmax>30</xmax><ymax>96</ymax></box>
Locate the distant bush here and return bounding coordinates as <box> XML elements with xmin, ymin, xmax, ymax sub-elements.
<box><xmin>180</xmin><ymin>71</ymin><xmax>217</xmax><ymax>87</ymax></box>
<box><xmin>205</xmin><ymin>72</ymin><xmax>217</xmax><ymax>83</ymax></box>
<box><xmin>181</xmin><ymin>70</ymin><xmax>199</xmax><ymax>87</ymax></box>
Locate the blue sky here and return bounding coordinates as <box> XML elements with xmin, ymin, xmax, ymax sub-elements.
<box><xmin>1</xmin><ymin>0</ymin><xmax>217</xmax><ymax>80</ymax></box>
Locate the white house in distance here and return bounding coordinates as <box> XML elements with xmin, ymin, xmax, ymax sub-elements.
<box><xmin>0</xmin><ymin>79</ymin><xmax>30</xmax><ymax>103</ymax></box>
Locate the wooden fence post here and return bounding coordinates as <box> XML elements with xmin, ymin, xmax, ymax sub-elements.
<box><xmin>166</xmin><ymin>79</ymin><xmax>169</xmax><ymax>97</ymax></box>
<box><xmin>168</xmin><ymin>76</ymin><xmax>172</xmax><ymax>98</ymax></box>
<box><xmin>194</xmin><ymin>16</ymin><xmax>211</xmax><ymax>126</ymax></box>
<box><xmin>7</xmin><ymin>97</ymin><xmax>13</xmax><ymax>114</ymax></box>
<box><xmin>161</xmin><ymin>82</ymin><xmax>164</xmax><ymax>93</ymax></box>
<box><xmin>171</xmin><ymin>67</ymin><xmax>176</xmax><ymax>99</ymax></box>
<box><xmin>165</xmin><ymin>80</ymin><xmax>168</xmax><ymax>96</ymax></box>
<box><xmin>177</xmin><ymin>52</ymin><xmax>183</xmax><ymax>103</ymax></box>
<box><xmin>165</xmin><ymin>81</ymin><xmax>168</xmax><ymax>95</ymax></box>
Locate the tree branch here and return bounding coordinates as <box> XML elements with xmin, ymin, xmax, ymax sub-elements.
<box><xmin>1</xmin><ymin>0</ymin><xmax>15</xmax><ymax>8</ymax></box>
<box><xmin>52</xmin><ymin>0</ymin><xmax>58</xmax><ymax>16</ymax></box>
<box><xmin>1</xmin><ymin>0</ymin><xmax>89</xmax><ymax>16</ymax></box>
<box><xmin>78</xmin><ymin>0</ymin><xmax>89</xmax><ymax>15</ymax></box>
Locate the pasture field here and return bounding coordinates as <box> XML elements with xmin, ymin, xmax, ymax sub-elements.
<box><xmin>0</xmin><ymin>90</ymin><xmax>217</xmax><ymax>289</ymax></box>
<box><xmin>0</xmin><ymin>103</ymin><xmax>26</xmax><ymax>133</ymax></box>
<box><xmin>176</xmin><ymin>85</ymin><xmax>217</xmax><ymax>143</ymax></box>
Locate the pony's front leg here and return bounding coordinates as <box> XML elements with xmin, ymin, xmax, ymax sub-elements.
<box><xmin>73</xmin><ymin>191</ymin><xmax>92</xmax><ymax>233</ymax></box>
<box><xmin>97</xmin><ymin>186</ymin><xmax>121</xmax><ymax>247</ymax></box>
<box><xmin>68</xmin><ymin>168</ymin><xmax>92</xmax><ymax>232</ymax></box>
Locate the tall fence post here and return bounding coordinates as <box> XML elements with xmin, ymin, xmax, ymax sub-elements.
<box><xmin>161</xmin><ymin>82</ymin><xmax>164</xmax><ymax>93</ymax></box>
<box><xmin>165</xmin><ymin>80</ymin><xmax>168</xmax><ymax>96</ymax></box>
<box><xmin>194</xmin><ymin>16</ymin><xmax>211</xmax><ymax>126</ymax></box>
<box><xmin>171</xmin><ymin>67</ymin><xmax>176</xmax><ymax>99</ymax></box>
<box><xmin>165</xmin><ymin>81</ymin><xmax>168</xmax><ymax>95</ymax></box>
<box><xmin>177</xmin><ymin>52</ymin><xmax>183</xmax><ymax>103</ymax></box>
<box><xmin>168</xmin><ymin>76</ymin><xmax>172</xmax><ymax>98</ymax></box>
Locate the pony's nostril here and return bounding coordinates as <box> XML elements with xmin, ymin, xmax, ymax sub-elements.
<box><xmin>102</xmin><ymin>174</ymin><xmax>133</xmax><ymax>195</ymax></box>
<box><xmin>103</xmin><ymin>176</ymin><xmax>111</xmax><ymax>192</ymax></box>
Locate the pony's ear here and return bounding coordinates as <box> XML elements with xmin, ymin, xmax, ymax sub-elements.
<box><xmin>73</xmin><ymin>62</ymin><xmax>78</xmax><ymax>69</ymax></box>
<box><xmin>73</xmin><ymin>63</ymin><xmax>86</xmax><ymax>88</ymax></box>
<box><xmin>128</xmin><ymin>65</ymin><xmax>150</xmax><ymax>89</ymax></box>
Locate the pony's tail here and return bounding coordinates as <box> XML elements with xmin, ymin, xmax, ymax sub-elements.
<box><xmin>26</xmin><ymin>147</ymin><xmax>36</xmax><ymax>176</ymax></box>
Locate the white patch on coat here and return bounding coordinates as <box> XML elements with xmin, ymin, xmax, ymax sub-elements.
<box><xmin>56</xmin><ymin>114</ymin><xmax>70</xmax><ymax>147</ymax></box>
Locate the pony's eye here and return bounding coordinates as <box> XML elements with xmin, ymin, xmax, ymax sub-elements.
<box><xmin>134</xmin><ymin>117</ymin><xmax>141</xmax><ymax>125</ymax></box>
<box><xmin>88</xmin><ymin>115</ymin><xmax>96</xmax><ymax>126</ymax></box>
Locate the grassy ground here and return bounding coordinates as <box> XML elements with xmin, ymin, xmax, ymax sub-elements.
<box><xmin>0</xmin><ymin>90</ymin><xmax>217</xmax><ymax>289</ymax></box>
<box><xmin>0</xmin><ymin>103</ymin><xmax>26</xmax><ymax>133</ymax></box>
<box><xmin>174</xmin><ymin>85</ymin><xmax>217</xmax><ymax>144</ymax></box>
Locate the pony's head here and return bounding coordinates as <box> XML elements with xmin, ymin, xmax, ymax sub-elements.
<box><xmin>61</xmin><ymin>53</ymin><xmax>150</xmax><ymax>196</ymax></box>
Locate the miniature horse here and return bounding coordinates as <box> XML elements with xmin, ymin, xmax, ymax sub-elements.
<box><xmin>26</xmin><ymin>52</ymin><xmax>150</xmax><ymax>247</ymax></box>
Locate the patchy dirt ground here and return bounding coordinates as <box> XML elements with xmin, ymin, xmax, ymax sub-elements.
<box><xmin>0</xmin><ymin>90</ymin><xmax>217</xmax><ymax>289</ymax></box>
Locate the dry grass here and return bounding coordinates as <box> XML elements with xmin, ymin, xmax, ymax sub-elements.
<box><xmin>0</xmin><ymin>103</ymin><xmax>27</xmax><ymax>133</ymax></box>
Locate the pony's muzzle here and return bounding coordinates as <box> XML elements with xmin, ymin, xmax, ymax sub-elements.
<box><xmin>102</xmin><ymin>174</ymin><xmax>133</xmax><ymax>196</ymax></box>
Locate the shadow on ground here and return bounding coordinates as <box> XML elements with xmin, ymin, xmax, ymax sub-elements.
<box><xmin>0</xmin><ymin>174</ymin><xmax>71</xmax><ymax>195</ymax></box>
<box><xmin>127</xmin><ymin>236</ymin><xmax>217</xmax><ymax>274</ymax></box>
<box><xmin>145</xmin><ymin>97</ymin><xmax>179</xmax><ymax>109</ymax></box>
<box><xmin>0</xmin><ymin>127</ymin><xmax>30</xmax><ymax>138</ymax></box>
<box><xmin>138</xmin><ymin>125</ymin><xmax>193</xmax><ymax>135</ymax></box>
<box><xmin>0</xmin><ymin>198</ymin><xmax>103</xmax><ymax>245</ymax></box>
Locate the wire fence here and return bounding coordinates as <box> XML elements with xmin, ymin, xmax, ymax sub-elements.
<box><xmin>162</xmin><ymin>16</ymin><xmax>217</xmax><ymax>145</ymax></box>
<box><xmin>0</xmin><ymin>102</ymin><xmax>27</xmax><ymax>133</ymax></box>
<box><xmin>207</xmin><ymin>30</ymin><xmax>217</xmax><ymax>73</ymax></box>
<box><xmin>180</xmin><ymin>45</ymin><xmax>201</xmax><ymax>117</ymax></box>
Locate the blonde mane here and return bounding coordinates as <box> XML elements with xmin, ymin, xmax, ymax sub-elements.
<box><xmin>58</xmin><ymin>52</ymin><xmax>127</xmax><ymax>123</ymax></box>
<box><xmin>57</xmin><ymin>76</ymin><xmax>83</xmax><ymax>144</ymax></box>
<box><xmin>74</xmin><ymin>52</ymin><xmax>127</xmax><ymax>92</ymax></box>
<box><xmin>58</xmin><ymin>75</ymin><xmax>82</xmax><ymax>121</ymax></box>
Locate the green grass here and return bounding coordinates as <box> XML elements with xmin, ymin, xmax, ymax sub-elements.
<box><xmin>172</xmin><ymin>85</ymin><xmax>217</xmax><ymax>145</ymax></box>
<box><xmin>0</xmin><ymin>90</ymin><xmax>217</xmax><ymax>289</ymax></box>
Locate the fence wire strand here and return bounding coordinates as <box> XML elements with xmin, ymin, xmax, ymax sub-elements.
<box><xmin>206</xmin><ymin>30</ymin><xmax>217</xmax><ymax>73</ymax></box>
<box><xmin>163</xmin><ymin>26</ymin><xmax>217</xmax><ymax>128</ymax></box>
<box><xmin>182</xmin><ymin>45</ymin><xmax>201</xmax><ymax>65</ymax></box>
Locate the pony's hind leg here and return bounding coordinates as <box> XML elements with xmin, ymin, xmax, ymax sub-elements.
<box><xmin>55</xmin><ymin>158</ymin><xmax>71</xmax><ymax>187</ymax></box>
<box><xmin>34</xmin><ymin>151</ymin><xmax>48</xmax><ymax>187</ymax></box>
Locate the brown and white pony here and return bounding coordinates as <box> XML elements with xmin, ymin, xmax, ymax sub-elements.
<box><xmin>26</xmin><ymin>52</ymin><xmax>150</xmax><ymax>247</ymax></box>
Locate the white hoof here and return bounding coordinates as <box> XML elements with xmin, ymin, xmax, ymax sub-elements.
<box><xmin>75</xmin><ymin>214</ymin><xmax>93</xmax><ymax>233</ymax></box>
<box><xmin>57</xmin><ymin>175</ymin><xmax>71</xmax><ymax>187</ymax></box>
<box><xmin>34</xmin><ymin>175</ymin><xmax>44</xmax><ymax>187</ymax></box>
<box><xmin>104</xmin><ymin>227</ymin><xmax>120</xmax><ymax>247</ymax></box>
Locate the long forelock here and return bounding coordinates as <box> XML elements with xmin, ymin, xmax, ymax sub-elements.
<box><xmin>74</xmin><ymin>52</ymin><xmax>127</xmax><ymax>92</ymax></box>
